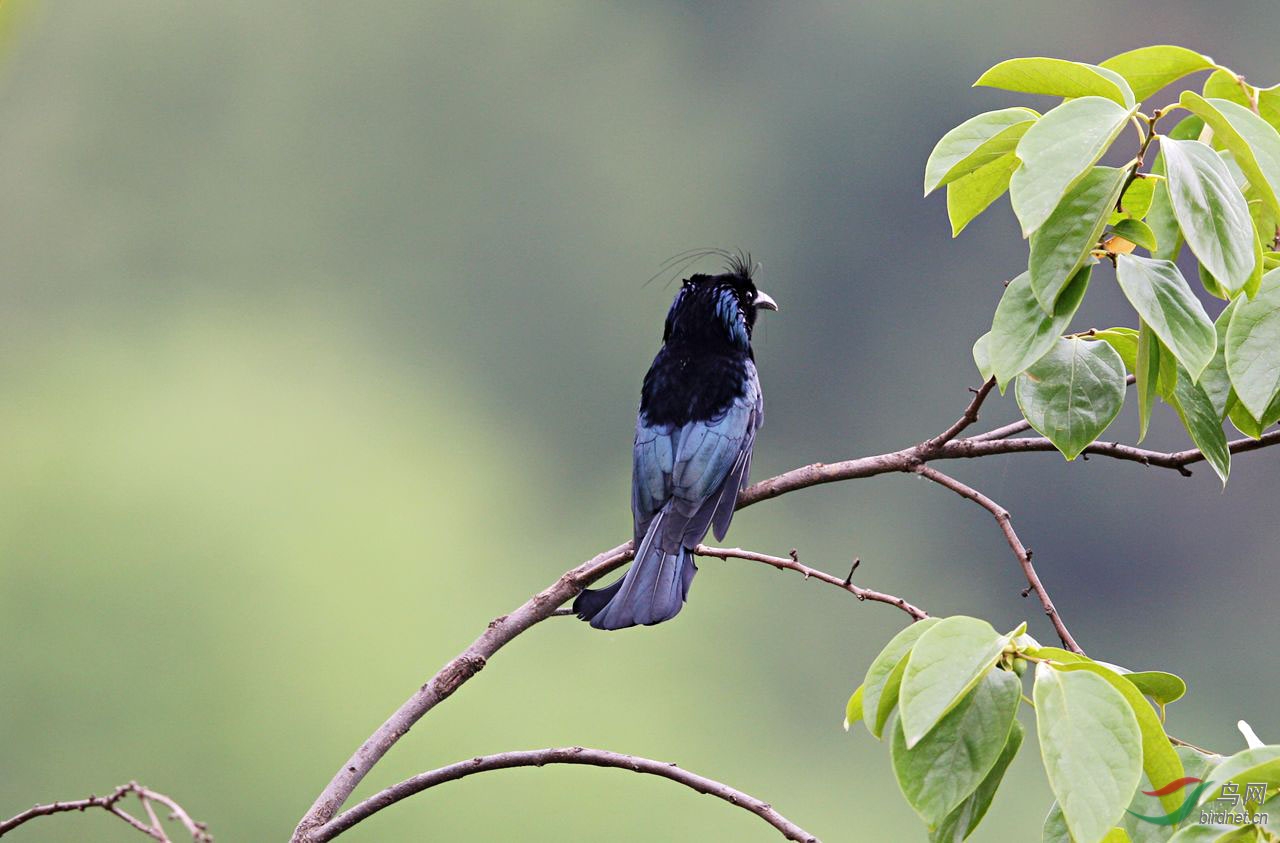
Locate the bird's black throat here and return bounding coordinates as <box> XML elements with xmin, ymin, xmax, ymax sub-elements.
<box><xmin>639</xmin><ymin>347</ymin><xmax>751</xmax><ymax>428</ymax></box>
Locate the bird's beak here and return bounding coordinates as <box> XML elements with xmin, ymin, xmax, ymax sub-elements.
<box><xmin>755</xmin><ymin>290</ymin><xmax>779</xmax><ymax>312</ymax></box>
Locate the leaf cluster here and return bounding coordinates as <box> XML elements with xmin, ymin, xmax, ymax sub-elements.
<box><xmin>846</xmin><ymin>616</ymin><xmax>1279</xmax><ymax>843</ymax></box>
<box><xmin>929</xmin><ymin>46</ymin><xmax>1280</xmax><ymax>484</ymax></box>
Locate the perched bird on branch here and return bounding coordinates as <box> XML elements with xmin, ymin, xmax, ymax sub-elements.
<box><xmin>574</xmin><ymin>253</ymin><xmax>777</xmax><ymax>629</ymax></box>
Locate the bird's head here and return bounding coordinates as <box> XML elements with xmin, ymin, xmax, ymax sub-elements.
<box><xmin>662</xmin><ymin>254</ymin><xmax>778</xmax><ymax>352</ymax></box>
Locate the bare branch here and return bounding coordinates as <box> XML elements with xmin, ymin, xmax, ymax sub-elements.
<box><xmin>694</xmin><ymin>545</ymin><xmax>929</xmax><ymax>621</ymax></box>
<box><xmin>941</xmin><ymin>428</ymin><xmax>1280</xmax><ymax>476</ymax></box>
<box><xmin>926</xmin><ymin>377</ymin><xmax>997</xmax><ymax>448</ymax></box>
<box><xmin>913</xmin><ymin>465</ymin><xmax>1082</xmax><ymax>654</ymax></box>
<box><xmin>310</xmin><ymin>747</ymin><xmax>819</xmax><ymax>843</ymax></box>
<box><xmin>293</xmin><ymin>541</ymin><xmax>635</xmax><ymax>840</ymax></box>
<box><xmin>0</xmin><ymin>782</ymin><xmax>211</xmax><ymax>841</ymax></box>
<box><xmin>967</xmin><ymin>418</ymin><xmax>1031</xmax><ymax>442</ymax></box>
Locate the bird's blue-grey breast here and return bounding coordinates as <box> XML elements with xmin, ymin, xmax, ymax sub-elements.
<box><xmin>574</xmin><ymin>259</ymin><xmax>777</xmax><ymax>629</ymax></box>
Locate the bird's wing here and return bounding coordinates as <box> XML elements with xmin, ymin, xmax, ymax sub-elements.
<box><xmin>661</xmin><ymin>365</ymin><xmax>762</xmax><ymax>550</ymax></box>
<box><xmin>709</xmin><ymin>366</ymin><xmax>763</xmax><ymax>541</ymax></box>
<box><xmin>632</xmin><ymin>417</ymin><xmax>675</xmax><ymax>543</ymax></box>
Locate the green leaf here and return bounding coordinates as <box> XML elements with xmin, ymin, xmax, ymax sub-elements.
<box><xmin>976</xmin><ymin>57</ymin><xmax>1133</xmax><ymax>105</ymax></box>
<box><xmin>1010</xmin><ymin>97</ymin><xmax>1135</xmax><ymax>236</ymax></box>
<box><xmin>1263</xmin><ymin>791</ymin><xmax>1280</xmax><ymax>833</ymax></box>
<box><xmin>1178</xmin><ymin>93</ymin><xmax>1280</xmax><ymax>221</ymax></box>
<box><xmin>1161</xmin><ymin>137</ymin><xmax>1257</xmax><ymax>293</ymax></box>
<box><xmin>1112</xmin><ymin>219</ymin><xmax>1159</xmax><ymax>252</ymax></box>
<box><xmin>1102</xmin><ymin>830</ymin><xmax>1133</xmax><ymax>843</ymax></box>
<box><xmin>989</xmin><ymin>268</ymin><xmax>1090</xmax><ymax>390</ymax></box>
<box><xmin>1148</xmin><ymin>159</ymin><xmax>1184</xmax><ymax>261</ymax></box>
<box><xmin>1170</xmin><ymin>362</ymin><xmax>1231</xmax><ymax>485</ymax></box>
<box><xmin>931</xmin><ymin>720</ymin><xmax>1024</xmax><ymax>843</ymax></box>
<box><xmin>1250</xmin><ymin>186</ymin><xmax>1279</xmax><ymax>263</ymax></box>
<box><xmin>1167</xmin><ymin>825</ymin><xmax>1262</xmax><ymax>842</ymax></box>
<box><xmin>892</xmin><ymin>668</ymin><xmax>1021</xmax><ymax>827</ymax></box>
<box><xmin>1225</xmin><ymin>267</ymin><xmax>1280</xmax><ymax>419</ymax></box>
<box><xmin>1115</xmin><ymin>254</ymin><xmax>1217</xmax><ymax>380</ymax></box>
<box><xmin>1043</xmin><ymin>802</ymin><xmax>1070</xmax><ymax>843</ymax></box>
<box><xmin>1016</xmin><ymin>337</ymin><xmax>1127</xmax><ymax>460</ymax></box>
<box><xmin>1024</xmin><ymin>645</ymin><xmax>1089</xmax><ymax>664</ymax></box>
<box><xmin>1170</xmin><ymin>114</ymin><xmax>1208</xmax><ymax>142</ymax></box>
<box><xmin>948</xmin><ymin>153</ymin><xmax>1020</xmax><ymax>236</ymax></box>
<box><xmin>1214</xmin><ymin>98</ymin><xmax>1280</xmax><ymax>205</ymax></box>
<box><xmin>1093</xmin><ymin>327</ymin><xmax>1139</xmax><ymax>373</ymax></box>
<box><xmin>973</xmin><ymin>332</ymin><xmax>994</xmax><ymax>381</ymax></box>
<box><xmin>1244</xmin><ymin>212</ymin><xmax>1265</xmax><ymax>300</ymax></box>
<box><xmin>1136</xmin><ymin>321</ymin><xmax>1160</xmax><ymax>441</ymax></box>
<box><xmin>1028</xmin><ymin>166</ymin><xmax>1125</xmax><ymax>311</ymax></box>
<box><xmin>1125</xmin><ymin>670</ymin><xmax>1188</xmax><ymax>715</ymax></box>
<box><xmin>1053</xmin><ymin>662</ymin><xmax>1187</xmax><ymax>815</ymax></box>
<box><xmin>844</xmin><ymin>684</ymin><xmax>864</xmax><ymax>730</ymax></box>
<box><xmin>1199</xmin><ymin>262</ymin><xmax>1232</xmax><ymax>300</ymax></box>
<box><xmin>1201</xmin><ymin>746</ymin><xmax>1280</xmax><ymax>805</ymax></box>
<box><xmin>1117</xmin><ymin>748</ymin><xmax>1220</xmax><ymax>843</ymax></box>
<box><xmin>899</xmin><ymin>616</ymin><xmax>1007</xmax><ymax>748</ymax></box>
<box><xmin>925</xmin><ymin>108</ymin><xmax>1039</xmax><ymax>195</ymax></box>
<box><xmin>1204</xmin><ymin>68</ymin><xmax>1280</xmax><ymax>134</ymax></box>
<box><xmin>1034</xmin><ymin>664</ymin><xmax>1143</xmax><ymax>843</ymax></box>
<box><xmin>862</xmin><ymin>618</ymin><xmax>941</xmax><ymax>739</ymax></box>
<box><xmin>1100</xmin><ymin>45</ymin><xmax>1214</xmax><ymax>101</ymax></box>
<box><xmin>875</xmin><ymin>654</ymin><xmax>911</xmax><ymax>738</ymax></box>
<box><xmin>1226</xmin><ymin>389</ymin><xmax>1280</xmax><ymax>438</ymax></box>
<box><xmin>1198</xmin><ymin>298</ymin><xmax>1239</xmax><ymax>419</ymax></box>
<box><xmin>1111</xmin><ymin>177</ymin><xmax>1157</xmax><ymax>224</ymax></box>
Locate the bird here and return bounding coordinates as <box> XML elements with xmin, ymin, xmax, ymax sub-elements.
<box><xmin>574</xmin><ymin>253</ymin><xmax>777</xmax><ymax>630</ymax></box>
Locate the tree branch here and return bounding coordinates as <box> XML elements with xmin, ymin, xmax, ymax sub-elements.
<box><xmin>293</xmin><ymin>384</ymin><xmax>1280</xmax><ymax>839</ymax></box>
<box><xmin>310</xmin><ymin>747</ymin><xmax>819</xmax><ymax>843</ymax></box>
<box><xmin>0</xmin><ymin>782</ymin><xmax>211</xmax><ymax>841</ymax></box>
<box><xmin>940</xmin><ymin>428</ymin><xmax>1280</xmax><ymax>476</ymax></box>
<box><xmin>925</xmin><ymin>376</ymin><xmax>996</xmax><ymax>448</ymax></box>
<box><xmin>913</xmin><ymin>465</ymin><xmax>1082</xmax><ymax>654</ymax></box>
<box><xmin>694</xmin><ymin>545</ymin><xmax>928</xmax><ymax>621</ymax></box>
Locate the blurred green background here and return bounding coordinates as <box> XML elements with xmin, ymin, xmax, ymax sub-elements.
<box><xmin>2</xmin><ymin>2</ymin><xmax>1278</xmax><ymax>840</ymax></box>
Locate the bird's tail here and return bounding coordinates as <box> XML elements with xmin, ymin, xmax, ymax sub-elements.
<box><xmin>573</xmin><ymin>516</ymin><xmax>697</xmax><ymax>630</ymax></box>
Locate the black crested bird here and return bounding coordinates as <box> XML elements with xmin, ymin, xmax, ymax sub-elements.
<box><xmin>574</xmin><ymin>254</ymin><xmax>777</xmax><ymax>629</ymax></box>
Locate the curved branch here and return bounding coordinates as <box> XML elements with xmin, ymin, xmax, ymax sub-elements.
<box><xmin>294</xmin><ymin>383</ymin><xmax>1280</xmax><ymax>839</ymax></box>
<box><xmin>0</xmin><ymin>782</ymin><xmax>211</xmax><ymax>841</ymax></box>
<box><xmin>914</xmin><ymin>465</ymin><xmax>1082</xmax><ymax>654</ymax></box>
<box><xmin>694</xmin><ymin>545</ymin><xmax>928</xmax><ymax>620</ymax></box>
<box><xmin>292</xmin><ymin>541</ymin><xmax>635</xmax><ymax>839</ymax></box>
<box><xmin>311</xmin><ymin>747</ymin><xmax>819</xmax><ymax>842</ymax></box>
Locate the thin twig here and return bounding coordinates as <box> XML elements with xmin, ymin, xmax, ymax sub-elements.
<box><xmin>913</xmin><ymin>465</ymin><xmax>1082</xmax><ymax>654</ymax></box>
<box><xmin>695</xmin><ymin>545</ymin><xmax>928</xmax><ymax>621</ymax></box>
<box><xmin>0</xmin><ymin>782</ymin><xmax>210</xmax><ymax>841</ymax></box>
<box><xmin>967</xmin><ymin>418</ymin><xmax>1031</xmax><ymax>442</ymax></box>
<box><xmin>942</xmin><ymin>429</ymin><xmax>1280</xmax><ymax>476</ymax></box>
<box><xmin>310</xmin><ymin>747</ymin><xmax>819</xmax><ymax>843</ymax></box>
<box><xmin>140</xmin><ymin>796</ymin><xmax>169</xmax><ymax>843</ymax></box>
<box><xmin>926</xmin><ymin>377</ymin><xmax>996</xmax><ymax>448</ymax></box>
<box><xmin>1116</xmin><ymin>111</ymin><xmax>1163</xmax><ymax>215</ymax></box>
